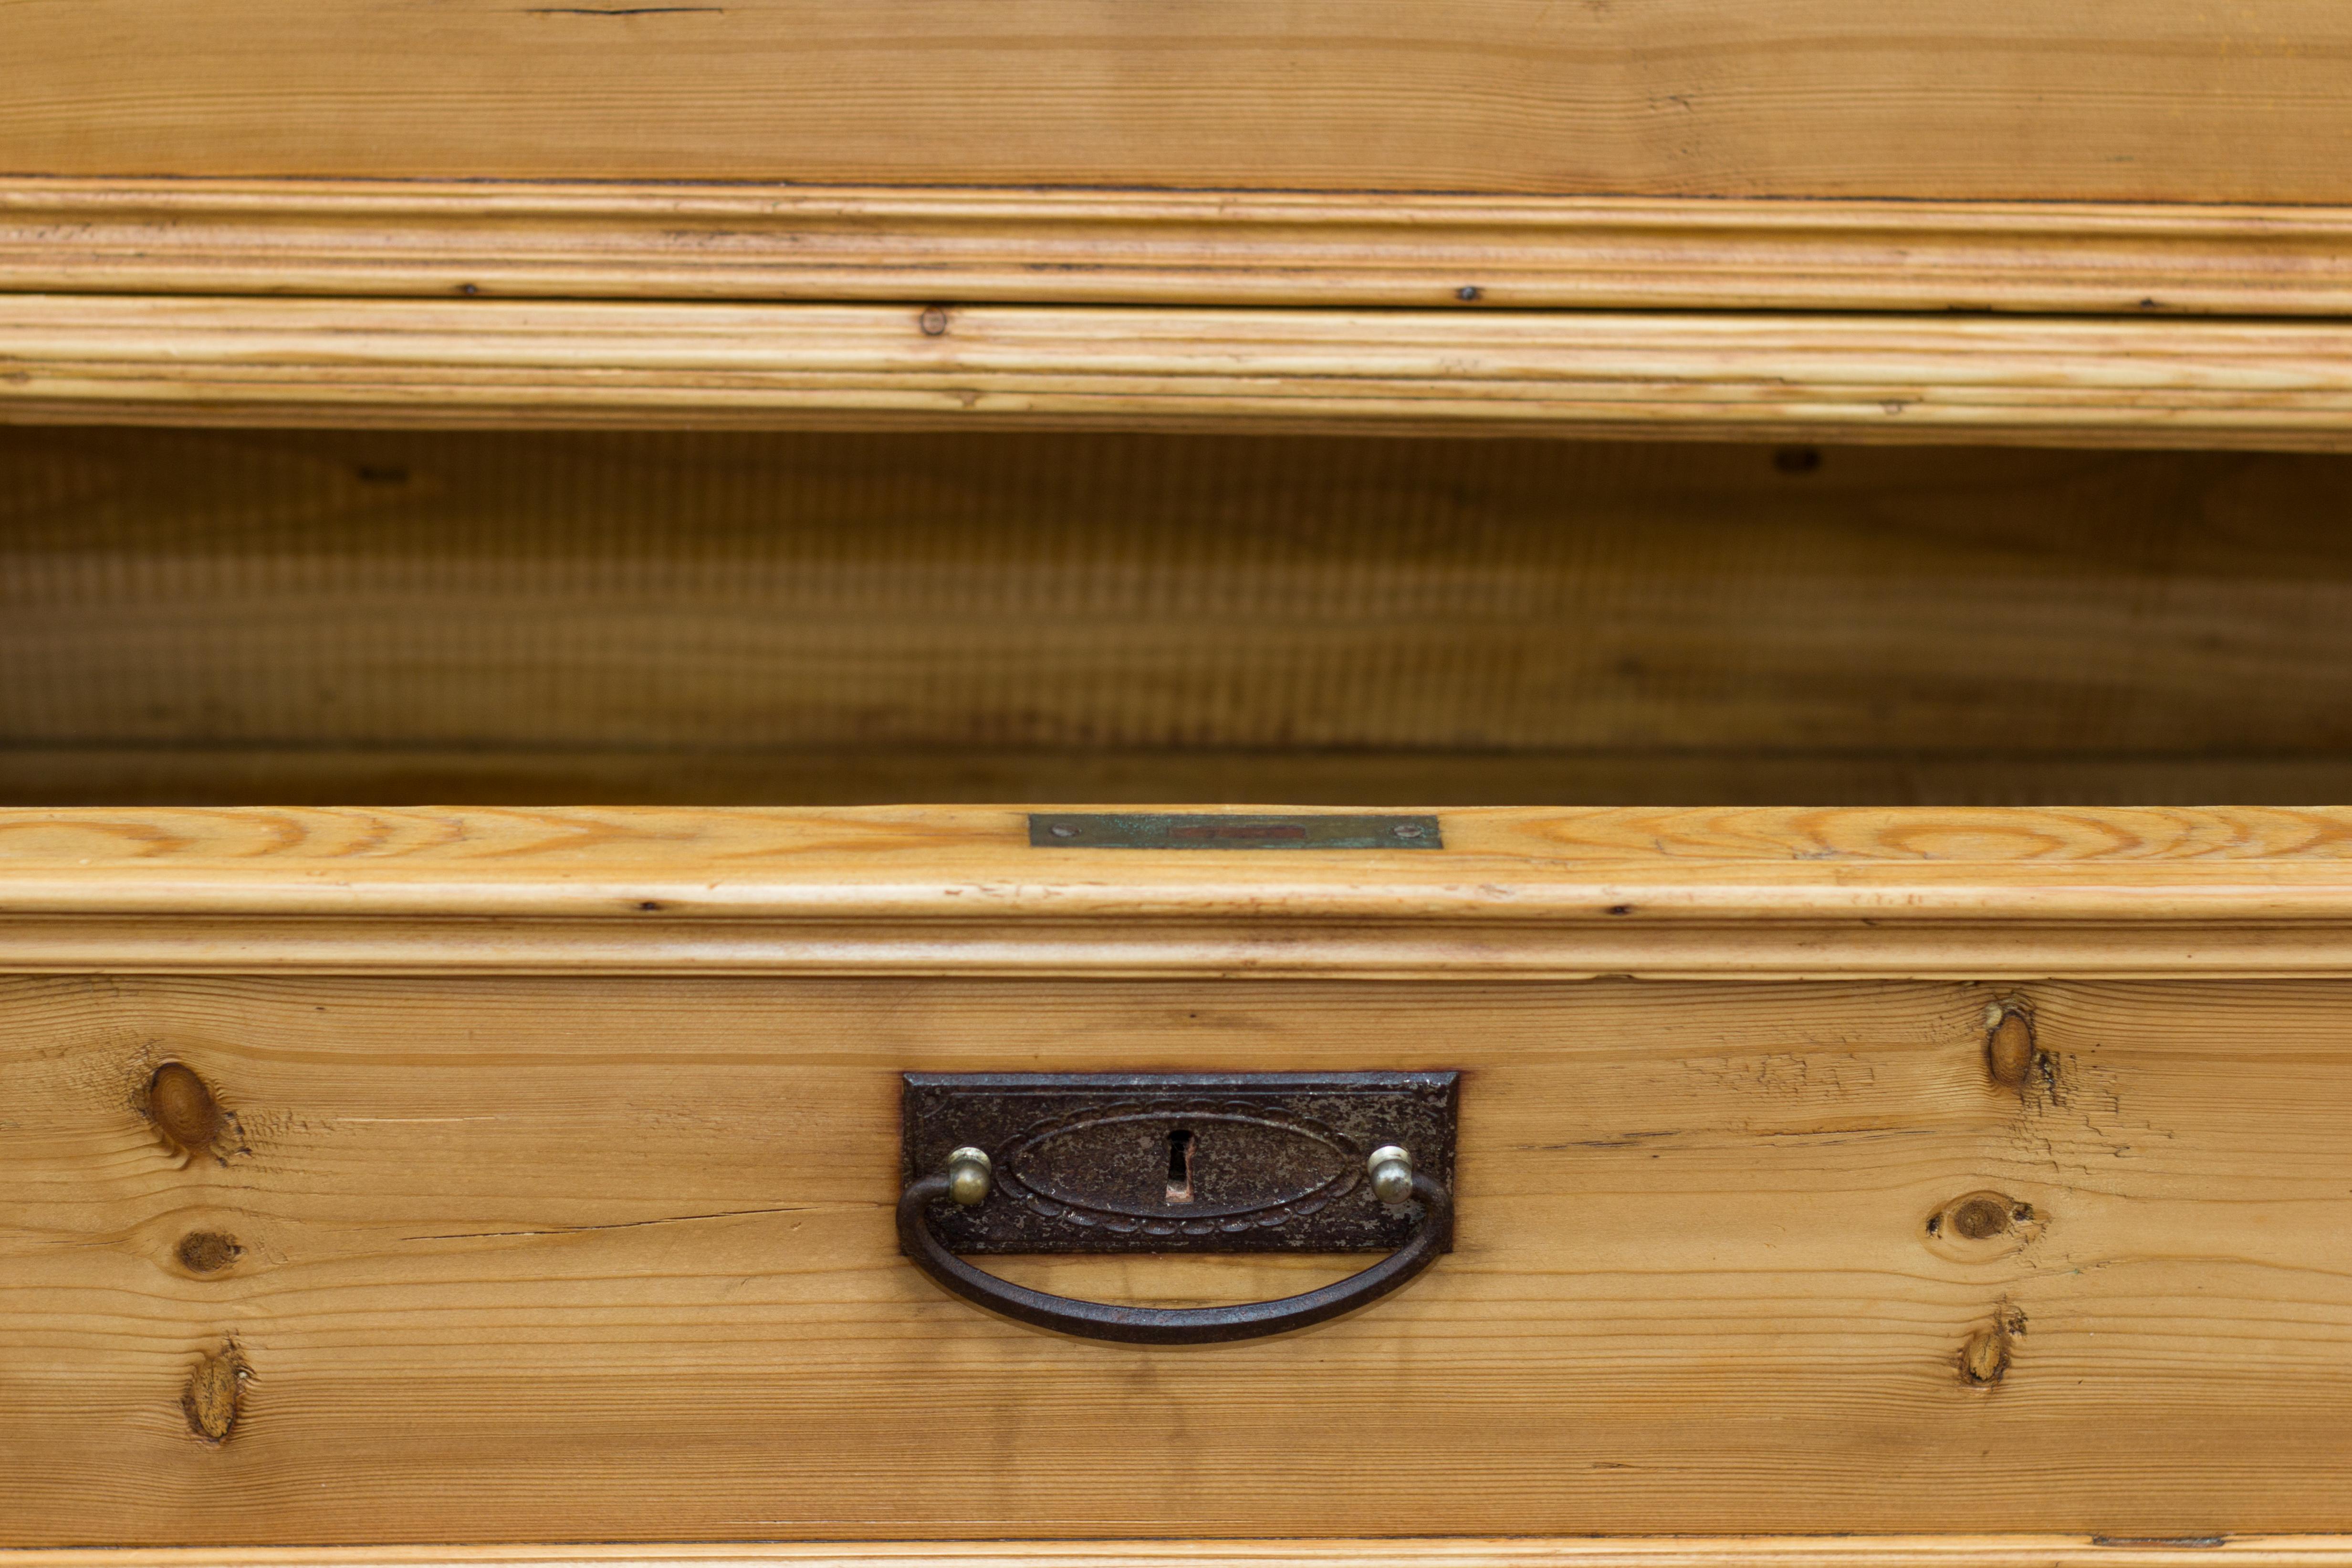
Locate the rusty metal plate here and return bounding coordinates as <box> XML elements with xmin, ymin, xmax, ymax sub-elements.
<box><xmin>900</xmin><ymin>1071</ymin><xmax>1457</xmax><ymax>1254</ymax></box>
<box><xmin>1027</xmin><ymin>812</ymin><xmax>1442</xmax><ymax>849</ymax></box>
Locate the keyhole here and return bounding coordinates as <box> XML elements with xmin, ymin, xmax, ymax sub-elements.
<box><xmin>1164</xmin><ymin>1128</ymin><xmax>1195</xmax><ymax>1204</ymax></box>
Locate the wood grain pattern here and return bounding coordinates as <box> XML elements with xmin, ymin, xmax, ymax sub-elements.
<box><xmin>10</xmin><ymin>431</ymin><xmax>2352</xmax><ymax>810</ymax></box>
<box><xmin>22</xmin><ymin>746</ymin><xmax>2352</xmax><ymax>814</ymax></box>
<box><xmin>14</xmin><ymin>297</ymin><xmax>2352</xmax><ymax>445</ymax></box>
<box><xmin>7</xmin><ymin>805</ymin><xmax>2352</xmax><ymax>977</ymax></box>
<box><xmin>8</xmin><ymin>1544</ymin><xmax>2352</xmax><ymax>1568</ymax></box>
<box><xmin>4</xmin><ymin>1</ymin><xmax>2352</xmax><ymax>201</ymax></box>
<box><xmin>12</xmin><ymin>181</ymin><xmax>2352</xmax><ymax>315</ymax></box>
<box><xmin>9</xmin><ymin>970</ymin><xmax>2352</xmax><ymax>1540</ymax></box>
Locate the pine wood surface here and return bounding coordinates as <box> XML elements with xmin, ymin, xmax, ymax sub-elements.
<box><xmin>6</xmin><ymin>1544</ymin><xmax>2350</xmax><ymax>1568</ymax></box>
<box><xmin>8</xmin><ymin>805</ymin><xmax>2352</xmax><ymax>977</ymax></box>
<box><xmin>10</xmin><ymin>966</ymin><xmax>2352</xmax><ymax>1540</ymax></box>
<box><xmin>12</xmin><ymin>181</ymin><xmax>2352</xmax><ymax>316</ymax></box>
<box><xmin>17</xmin><ymin>803</ymin><xmax>2352</xmax><ymax>903</ymax></box>
<box><xmin>5</xmin><ymin>1</ymin><xmax>2352</xmax><ymax>202</ymax></box>
<box><xmin>23</xmin><ymin>746</ymin><xmax>2352</xmax><ymax>814</ymax></box>
<box><xmin>15</xmin><ymin>4</ymin><xmax>2352</xmax><ymax>1549</ymax></box>
<box><xmin>10</xmin><ymin>430</ymin><xmax>2352</xmax><ymax>810</ymax></box>
<box><xmin>12</xmin><ymin>297</ymin><xmax>2352</xmax><ymax>445</ymax></box>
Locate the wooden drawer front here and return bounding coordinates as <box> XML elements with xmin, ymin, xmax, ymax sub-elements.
<box><xmin>6</xmin><ymin>971</ymin><xmax>2348</xmax><ymax>1543</ymax></box>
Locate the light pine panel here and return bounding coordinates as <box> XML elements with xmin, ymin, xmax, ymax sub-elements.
<box><xmin>7</xmin><ymin>973</ymin><xmax>2352</xmax><ymax>1540</ymax></box>
<box><xmin>7</xmin><ymin>430</ymin><xmax>2352</xmax><ymax>806</ymax></box>
<box><xmin>3</xmin><ymin>1</ymin><xmax>2351</xmax><ymax>201</ymax></box>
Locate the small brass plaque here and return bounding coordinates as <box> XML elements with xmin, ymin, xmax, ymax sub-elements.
<box><xmin>1028</xmin><ymin>812</ymin><xmax>1442</xmax><ymax>849</ymax></box>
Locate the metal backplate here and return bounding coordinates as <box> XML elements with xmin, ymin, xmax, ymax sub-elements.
<box><xmin>901</xmin><ymin>1071</ymin><xmax>1458</xmax><ymax>1254</ymax></box>
<box><xmin>1028</xmin><ymin>812</ymin><xmax>1442</xmax><ymax>849</ymax></box>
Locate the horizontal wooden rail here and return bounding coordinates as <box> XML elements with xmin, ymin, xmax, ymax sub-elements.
<box><xmin>8</xmin><ymin>1</ymin><xmax>2352</xmax><ymax>206</ymax></box>
<box><xmin>10</xmin><ymin>295</ymin><xmax>2352</xmax><ymax>446</ymax></box>
<box><xmin>3</xmin><ymin>1543</ymin><xmax>2346</xmax><ymax>1568</ymax></box>
<box><xmin>10</xmin><ymin>805</ymin><xmax>2352</xmax><ymax>977</ymax></box>
<box><xmin>10</xmin><ymin>181</ymin><xmax>2352</xmax><ymax>315</ymax></box>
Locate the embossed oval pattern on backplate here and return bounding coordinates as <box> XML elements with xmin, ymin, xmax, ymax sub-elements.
<box><xmin>900</xmin><ymin>1072</ymin><xmax>1458</xmax><ymax>1255</ymax></box>
<box><xmin>1006</xmin><ymin>1103</ymin><xmax>1359</xmax><ymax>1234</ymax></box>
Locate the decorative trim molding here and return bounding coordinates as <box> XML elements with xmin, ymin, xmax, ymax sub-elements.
<box><xmin>10</xmin><ymin>293</ymin><xmax>2352</xmax><ymax>445</ymax></box>
<box><xmin>5</xmin><ymin>912</ymin><xmax>2352</xmax><ymax>980</ymax></box>
<box><xmin>8</xmin><ymin>805</ymin><xmax>2352</xmax><ymax>977</ymax></box>
<box><xmin>8</xmin><ymin>179</ymin><xmax>2352</xmax><ymax>315</ymax></box>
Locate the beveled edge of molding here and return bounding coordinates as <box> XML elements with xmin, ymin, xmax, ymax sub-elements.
<box><xmin>9</xmin><ymin>912</ymin><xmax>2352</xmax><ymax>979</ymax></box>
<box><xmin>8</xmin><ymin>178</ymin><xmax>2352</xmax><ymax>315</ymax></box>
<box><xmin>0</xmin><ymin>1539</ymin><xmax>2344</xmax><ymax>1568</ymax></box>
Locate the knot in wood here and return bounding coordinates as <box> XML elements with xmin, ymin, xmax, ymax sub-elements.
<box><xmin>181</xmin><ymin>1343</ymin><xmax>247</xmax><ymax>1443</ymax></box>
<box><xmin>176</xmin><ymin>1232</ymin><xmax>242</xmax><ymax>1275</ymax></box>
<box><xmin>148</xmin><ymin>1062</ymin><xmax>222</xmax><ymax>1153</ymax></box>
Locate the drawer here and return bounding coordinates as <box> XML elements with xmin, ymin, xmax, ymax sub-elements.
<box><xmin>7</xmin><ymin>800</ymin><xmax>2352</xmax><ymax>1558</ymax></box>
<box><xmin>6</xmin><ymin>804</ymin><xmax>2352</xmax><ymax>1550</ymax></box>
<box><xmin>11</xmin><ymin>0</ymin><xmax>2352</xmax><ymax>1557</ymax></box>
<box><xmin>10</xmin><ymin>221</ymin><xmax>2352</xmax><ymax>1564</ymax></box>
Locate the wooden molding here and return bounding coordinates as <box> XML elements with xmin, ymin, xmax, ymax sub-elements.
<box><xmin>2</xmin><ymin>1544</ymin><xmax>2346</xmax><ymax>1568</ymax></box>
<box><xmin>11</xmin><ymin>293</ymin><xmax>2352</xmax><ymax>446</ymax></box>
<box><xmin>10</xmin><ymin>180</ymin><xmax>2352</xmax><ymax>315</ymax></box>
<box><xmin>10</xmin><ymin>805</ymin><xmax>2352</xmax><ymax>977</ymax></box>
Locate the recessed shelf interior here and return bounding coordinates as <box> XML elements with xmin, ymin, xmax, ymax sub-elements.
<box><xmin>7</xmin><ymin>425</ymin><xmax>2349</xmax><ymax>807</ymax></box>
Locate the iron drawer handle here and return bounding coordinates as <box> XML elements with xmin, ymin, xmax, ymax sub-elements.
<box><xmin>897</xmin><ymin>1146</ymin><xmax>1451</xmax><ymax>1344</ymax></box>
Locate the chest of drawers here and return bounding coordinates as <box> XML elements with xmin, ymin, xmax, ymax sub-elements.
<box><xmin>8</xmin><ymin>803</ymin><xmax>2352</xmax><ymax>1560</ymax></box>
<box><xmin>10</xmin><ymin>4</ymin><xmax>2352</xmax><ymax>1563</ymax></box>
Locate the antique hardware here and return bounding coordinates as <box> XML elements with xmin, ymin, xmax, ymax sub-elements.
<box><xmin>898</xmin><ymin>1071</ymin><xmax>1458</xmax><ymax>1343</ymax></box>
<box><xmin>1028</xmin><ymin>812</ymin><xmax>1443</xmax><ymax>849</ymax></box>
<box><xmin>944</xmin><ymin>1146</ymin><xmax>993</xmax><ymax>1206</ymax></box>
<box><xmin>1366</xmin><ymin>1145</ymin><xmax>1414</xmax><ymax>1203</ymax></box>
